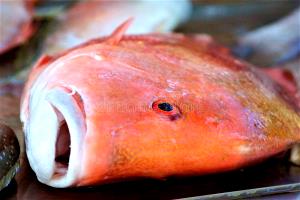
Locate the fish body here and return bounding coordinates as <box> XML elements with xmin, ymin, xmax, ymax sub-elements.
<box><xmin>20</xmin><ymin>22</ymin><xmax>300</xmax><ymax>187</ymax></box>
<box><xmin>237</xmin><ymin>8</ymin><xmax>300</xmax><ymax>66</ymax></box>
<box><xmin>0</xmin><ymin>0</ymin><xmax>35</xmax><ymax>54</ymax></box>
<box><xmin>43</xmin><ymin>0</ymin><xmax>191</xmax><ymax>55</ymax></box>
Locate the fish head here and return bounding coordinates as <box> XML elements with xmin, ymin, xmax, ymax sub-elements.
<box><xmin>20</xmin><ymin>26</ymin><xmax>300</xmax><ymax>187</ymax></box>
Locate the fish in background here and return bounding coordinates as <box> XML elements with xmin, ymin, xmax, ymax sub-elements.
<box><xmin>236</xmin><ymin>7</ymin><xmax>300</xmax><ymax>111</ymax></box>
<box><xmin>0</xmin><ymin>0</ymin><xmax>191</xmax><ymax>96</ymax></box>
<box><xmin>237</xmin><ymin>8</ymin><xmax>300</xmax><ymax>66</ymax></box>
<box><xmin>20</xmin><ymin>21</ymin><xmax>300</xmax><ymax>188</ymax></box>
<box><xmin>0</xmin><ymin>0</ymin><xmax>35</xmax><ymax>54</ymax></box>
<box><xmin>42</xmin><ymin>0</ymin><xmax>192</xmax><ymax>55</ymax></box>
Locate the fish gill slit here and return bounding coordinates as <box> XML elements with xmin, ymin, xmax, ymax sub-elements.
<box><xmin>51</xmin><ymin>87</ymin><xmax>86</xmax><ymax>180</ymax></box>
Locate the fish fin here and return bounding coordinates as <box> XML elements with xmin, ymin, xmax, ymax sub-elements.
<box><xmin>106</xmin><ymin>18</ymin><xmax>133</xmax><ymax>45</ymax></box>
<box><xmin>275</xmin><ymin>38</ymin><xmax>300</xmax><ymax>64</ymax></box>
<box><xmin>34</xmin><ymin>55</ymin><xmax>53</xmax><ymax>69</ymax></box>
<box><xmin>264</xmin><ymin>67</ymin><xmax>300</xmax><ymax>111</ymax></box>
<box><xmin>263</xmin><ymin>68</ymin><xmax>297</xmax><ymax>95</ymax></box>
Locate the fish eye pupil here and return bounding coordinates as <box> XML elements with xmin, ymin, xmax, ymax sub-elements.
<box><xmin>158</xmin><ymin>102</ymin><xmax>173</xmax><ymax>112</ymax></box>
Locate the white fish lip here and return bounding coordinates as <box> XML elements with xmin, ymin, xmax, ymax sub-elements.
<box><xmin>25</xmin><ymin>87</ymin><xmax>86</xmax><ymax>187</ymax></box>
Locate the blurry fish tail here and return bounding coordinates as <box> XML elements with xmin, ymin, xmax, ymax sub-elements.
<box><xmin>106</xmin><ymin>18</ymin><xmax>133</xmax><ymax>45</ymax></box>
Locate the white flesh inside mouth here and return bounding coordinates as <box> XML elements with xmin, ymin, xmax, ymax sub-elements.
<box><xmin>25</xmin><ymin>88</ymin><xmax>85</xmax><ymax>187</ymax></box>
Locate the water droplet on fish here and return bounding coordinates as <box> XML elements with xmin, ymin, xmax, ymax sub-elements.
<box><xmin>167</xmin><ymin>80</ymin><xmax>178</xmax><ymax>89</ymax></box>
<box><xmin>166</xmin><ymin>87</ymin><xmax>174</xmax><ymax>93</ymax></box>
<box><xmin>93</xmin><ymin>54</ymin><xmax>103</xmax><ymax>61</ymax></box>
<box><xmin>205</xmin><ymin>117</ymin><xmax>220</xmax><ymax>126</ymax></box>
<box><xmin>181</xmin><ymin>90</ymin><xmax>188</xmax><ymax>96</ymax></box>
<box><xmin>238</xmin><ymin>145</ymin><xmax>252</xmax><ymax>154</ymax></box>
<box><xmin>56</xmin><ymin>62</ymin><xmax>65</xmax><ymax>68</ymax></box>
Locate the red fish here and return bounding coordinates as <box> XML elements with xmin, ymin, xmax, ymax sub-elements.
<box><xmin>20</xmin><ymin>21</ymin><xmax>300</xmax><ymax>188</ymax></box>
<box><xmin>42</xmin><ymin>0</ymin><xmax>191</xmax><ymax>55</ymax></box>
<box><xmin>0</xmin><ymin>0</ymin><xmax>35</xmax><ymax>54</ymax></box>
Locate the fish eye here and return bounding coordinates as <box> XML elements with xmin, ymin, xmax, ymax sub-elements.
<box><xmin>158</xmin><ymin>102</ymin><xmax>173</xmax><ymax>112</ymax></box>
<box><xmin>152</xmin><ymin>100</ymin><xmax>181</xmax><ymax>121</ymax></box>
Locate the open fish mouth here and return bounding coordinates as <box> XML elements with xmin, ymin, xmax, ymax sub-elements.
<box><xmin>25</xmin><ymin>87</ymin><xmax>86</xmax><ymax>187</ymax></box>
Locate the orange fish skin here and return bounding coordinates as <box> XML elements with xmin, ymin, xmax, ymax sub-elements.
<box><xmin>21</xmin><ymin>27</ymin><xmax>300</xmax><ymax>187</ymax></box>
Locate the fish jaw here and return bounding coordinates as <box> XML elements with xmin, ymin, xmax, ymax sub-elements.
<box><xmin>24</xmin><ymin>86</ymin><xmax>86</xmax><ymax>187</ymax></box>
